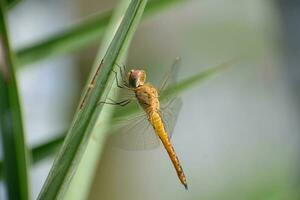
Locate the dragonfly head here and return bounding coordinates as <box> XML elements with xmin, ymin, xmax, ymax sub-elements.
<box><xmin>128</xmin><ymin>69</ymin><xmax>146</xmax><ymax>88</ymax></box>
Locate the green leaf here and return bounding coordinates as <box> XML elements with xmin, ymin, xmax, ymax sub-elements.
<box><xmin>15</xmin><ymin>0</ymin><xmax>184</xmax><ymax>66</ymax></box>
<box><xmin>160</xmin><ymin>58</ymin><xmax>237</xmax><ymax>100</ymax></box>
<box><xmin>16</xmin><ymin>11</ymin><xmax>111</xmax><ymax>66</ymax></box>
<box><xmin>144</xmin><ymin>0</ymin><xmax>183</xmax><ymax>16</ymax></box>
<box><xmin>0</xmin><ymin>133</ymin><xmax>64</xmax><ymax>179</ymax></box>
<box><xmin>0</xmin><ymin>0</ymin><xmax>30</xmax><ymax>199</ymax></box>
<box><xmin>37</xmin><ymin>0</ymin><xmax>148</xmax><ymax>199</ymax></box>
<box><xmin>31</xmin><ymin>134</ymin><xmax>66</xmax><ymax>164</ymax></box>
<box><xmin>63</xmin><ymin>0</ymin><xmax>135</xmax><ymax>199</ymax></box>
<box><xmin>5</xmin><ymin>0</ymin><xmax>21</xmax><ymax>9</ymax></box>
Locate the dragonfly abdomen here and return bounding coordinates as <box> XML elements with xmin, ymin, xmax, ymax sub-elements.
<box><xmin>149</xmin><ymin>112</ymin><xmax>188</xmax><ymax>190</ymax></box>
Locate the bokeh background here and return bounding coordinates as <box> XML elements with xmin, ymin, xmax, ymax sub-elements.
<box><xmin>1</xmin><ymin>0</ymin><xmax>300</xmax><ymax>199</ymax></box>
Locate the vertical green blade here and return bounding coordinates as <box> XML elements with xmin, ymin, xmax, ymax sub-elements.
<box><xmin>0</xmin><ymin>0</ymin><xmax>30</xmax><ymax>199</ymax></box>
<box><xmin>37</xmin><ymin>0</ymin><xmax>148</xmax><ymax>199</ymax></box>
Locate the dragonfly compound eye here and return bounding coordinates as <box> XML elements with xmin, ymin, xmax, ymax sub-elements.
<box><xmin>128</xmin><ymin>69</ymin><xmax>146</xmax><ymax>87</ymax></box>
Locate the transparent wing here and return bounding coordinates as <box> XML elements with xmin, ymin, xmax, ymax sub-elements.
<box><xmin>160</xmin><ymin>97</ymin><xmax>182</xmax><ymax>139</ymax></box>
<box><xmin>158</xmin><ymin>57</ymin><xmax>183</xmax><ymax>139</ymax></box>
<box><xmin>106</xmin><ymin>58</ymin><xmax>182</xmax><ymax>150</ymax></box>
<box><xmin>108</xmin><ymin>112</ymin><xmax>160</xmax><ymax>150</ymax></box>
<box><xmin>159</xmin><ymin>57</ymin><xmax>181</xmax><ymax>93</ymax></box>
<box><xmin>106</xmin><ymin>67</ymin><xmax>159</xmax><ymax>150</ymax></box>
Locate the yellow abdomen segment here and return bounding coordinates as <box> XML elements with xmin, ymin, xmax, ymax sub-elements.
<box><xmin>149</xmin><ymin>112</ymin><xmax>188</xmax><ymax>190</ymax></box>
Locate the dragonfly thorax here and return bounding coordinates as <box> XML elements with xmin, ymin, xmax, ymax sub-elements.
<box><xmin>128</xmin><ymin>69</ymin><xmax>146</xmax><ymax>88</ymax></box>
<box><xmin>135</xmin><ymin>83</ymin><xmax>160</xmax><ymax>114</ymax></box>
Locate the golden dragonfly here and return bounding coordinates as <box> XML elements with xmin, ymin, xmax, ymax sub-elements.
<box><xmin>103</xmin><ymin>58</ymin><xmax>188</xmax><ymax>190</ymax></box>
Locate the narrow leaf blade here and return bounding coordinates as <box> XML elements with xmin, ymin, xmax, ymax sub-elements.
<box><xmin>37</xmin><ymin>0</ymin><xmax>148</xmax><ymax>199</ymax></box>
<box><xmin>0</xmin><ymin>0</ymin><xmax>30</xmax><ymax>199</ymax></box>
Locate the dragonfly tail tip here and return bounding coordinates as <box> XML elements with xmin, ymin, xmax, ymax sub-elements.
<box><xmin>184</xmin><ymin>183</ymin><xmax>188</xmax><ymax>190</ymax></box>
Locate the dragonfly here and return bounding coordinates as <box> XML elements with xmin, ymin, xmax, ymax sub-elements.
<box><xmin>103</xmin><ymin>57</ymin><xmax>188</xmax><ymax>190</ymax></box>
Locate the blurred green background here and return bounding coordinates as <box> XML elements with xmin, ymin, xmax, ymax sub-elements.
<box><xmin>1</xmin><ymin>0</ymin><xmax>299</xmax><ymax>199</ymax></box>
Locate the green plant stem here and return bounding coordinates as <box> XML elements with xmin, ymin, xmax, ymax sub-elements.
<box><xmin>5</xmin><ymin>0</ymin><xmax>20</xmax><ymax>8</ymax></box>
<box><xmin>37</xmin><ymin>0</ymin><xmax>148</xmax><ymax>199</ymax></box>
<box><xmin>0</xmin><ymin>0</ymin><xmax>30</xmax><ymax>199</ymax></box>
<box><xmin>16</xmin><ymin>11</ymin><xmax>111</xmax><ymax>66</ymax></box>
<box><xmin>31</xmin><ymin>134</ymin><xmax>65</xmax><ymax>164</ymax></box>
<box><xmin>0</xmin><ymin>134</ymin><xmax>65</xmax><ymax>179</ymax></box>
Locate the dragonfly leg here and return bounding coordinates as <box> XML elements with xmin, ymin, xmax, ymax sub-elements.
<box><xmin>98</xmin><ymin>98</ymin><xmax>131</xmax><ymax>107</ymax></box>
<box><xmin>108</xmin><ymin>98</ymin><xmax>131</xmax><ymax>106</ymax></box>
<box><xmin>115</xmin><ymin>63</ymin><xmax>130</xmax><ymax>88</ymax></box>
<box><xmin>112</xmin><ymin>70</ymin><xmax>125</xmax><ymax>89</ymax></box>
<box><xmin>113</xmin><ymin>69</ymin><xmax>131</xmax><ymax>89</ymax></box>
<box><xmin>115</xmin><ymin>63</ymin><xmax>127</xmax><ymax>76</ymax></box>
